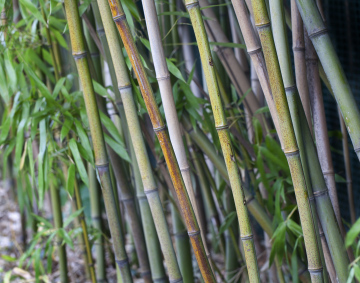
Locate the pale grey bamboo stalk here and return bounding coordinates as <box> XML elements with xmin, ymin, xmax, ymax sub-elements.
<box><xmin>291</xmin><ymin>0</ymin><xmax>312</xmax><ymax>132</ymax></box>
<box><xmin>95</xmin><ymin>0</ymin><xmax>181</xmax><ymax>281</ymax></box>
<box><xmin>304</xmin><ymin>28</ymin><xmax>344</xmax><ymax>237</ymax></box>
<box><xmin>230</xmin><ymin>0</ymin><xmax>282</xmax><ymax>146</ymax></box>
<box><xmin>141</xmin><ymin>0</ymin><xmax>212</xmax><ymax>265</ymax></box>
<box><xmin>177</xmin><ymin>0</ymin><xmax>202</xmax><ymax>98</ymax></box>
<box><xmin>338</xmin><ymin>109</ymin><xmax>355</xmax><ymax>225</ymax></box>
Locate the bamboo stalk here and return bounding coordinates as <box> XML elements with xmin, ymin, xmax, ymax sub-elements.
<box><xmin>291</xmin><ymin>1</ymin><xmax>312</xmax><ymax>132</ymax></box>
<box><xmin>84</xmin><ymin>9</ymin><xmax>153</xmax><ymax>282</ymax></box>
<box><xmin>106</xmin><ymin>0</ymin><xmax>216</xmax><ymax>280</ymax></box>
<box><xmin>140</xmin><ymin>0</ymin><xmax>212</xmax><ymax>267</ymax></box>
<box><xmin>338</xmin><ymin>110</ymin><xmax>355</xmax><ymax>225</ymax></box>
<box><xmin>230</xmin><ymin>0</ymin><xmax>282</xmax><ymax>146</ymax></box>
<box><xmin>49</xmin><ymin>181</ymin><xmax>69</xmax><ymax>283</ymax></box>
<box><xmin>63</xmin><ymin>1</ymin><xmax>132</xmax><ymax>281</ymax></box>
<box><xmin>184</xmin><ymin>1</ymin><xmax>260</xmax><ymax>280</ymax></box>
<box><xmin>88</xmin><ymin>163</ymin><xmax>106</xmax><ymax>282</ymax></box>
<box><xmin>93</xmin><ymin>0</ymin><xmax>182</xmax><ymax>280</ymax></box>
<box><xmin>197</xmin><ymin>0</ymin><xmax>269</xmax><ymax>133</ymax></box>
<box><xmin>304</xmin><ymin>26</ymin><xmax>344</xmax><ymax>236</ymax></box>
<box><xmin>295</xmin><ymin>0</ymin><xmax>360</xmax><ymax>162</ymax></box>
<box><xmin>251</xmin><ymin>0</ymin><xmax>324</xmax><ymax>281</ymax></box>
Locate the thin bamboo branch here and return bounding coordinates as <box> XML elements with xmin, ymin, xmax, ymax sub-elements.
<box><xmin>338</xmin><ymin>110</ymin><xmax>355</xmax><ymax>225</ymax></box>
<box><xmin>295</xmin><ymin>0</ymin><xmax>360</xmax><ymax>162</ymax></box>
<box><xmin>63</xmin><ymin>1</ymin><xmax>132</xmax><ymax>281</ymax></box>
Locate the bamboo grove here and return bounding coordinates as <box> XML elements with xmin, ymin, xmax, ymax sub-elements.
<box><xmin>0</xmin><ymin>0</ymin><xmax>359</xmax><ymax>281</ymax></box>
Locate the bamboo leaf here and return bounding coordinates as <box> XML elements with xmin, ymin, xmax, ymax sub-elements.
<box><xmin>270</xmin><ymin>221</ymin><xmax>286</xmax><ymax>265</ymax></box>
<box><xmin>218</xmin><ymin>211</ymin><xmax>236</xmax><ymax>235</ymax></box>
<box><xmin>63</xmin><ymin>208</ymin><xmax>84</xmax><ymax>228</ymax></box>
<box><xmin>69</xmin><ymin>139</ymin><xmax>89</xmax><ymax>187</ymax></box>
<box><xmin>93</xmin><ymin>80</ymin><xmax>113</xmax><ymax>101</ymax></box>
<box><xmin>52</xmin><ymin>29</ymin><xmax>68</xmax><ymax>49</ymax></box>
<box><xmin>104</xmin><ymin>134</ymin><xmax>131</xmax><ymax>163</ymax></box>
<box><xmin>99</xmin><ymin>111</ymin><xmax>124</xmax><ymax>145</ymax></box>
<box><xmin>335</xmin><ymin>174</ymin><xmax>347</xmax><ymax>183</ymax></box>
<box><xmin>60</xmin><ymin>115</ymin><xmax>73</xmax><ymax>141</ymax></box>
<box><xmin>53</xmin><ymin>77</ymin><xmax>66</xmax><ymax>99</ymax></box>
<box><xmin>0</xmin><ymin>116</ymin><xmax>11</xmax><ymax>145</ymax></box>
<box><xmin>345</xmin><ymin>217</ymin><xmax>360</xmax><ymax>247</ymax></box>
<box><xmin>58</xmin><ymin>228</ymin><xmax>74</xmax><ymax>249</ymax></box>
<box><xmin>166</xmin><ymin>58</ymin><xmax>185</xmax><ymax>82</ymax></box>
<box><xmin>31</xmin><ymin>213</ymin><xmax>53</xmax><ymax>228</ymax></box>
<box><xmin>287</xmin><ymin>219</ymin><xmax>302</xmax><ymax>237</ymax></box>
<box><xmin>74</xmin><ymin>120</ymin><xmax>94</xmax><ymax>165</ymax></box>
<box><xmin>19</xmin><ymin>0</ymin><xmax>47</xmax><ymax>26</ymax></box>
<box><xmin>66</xmin><ymin>164</ymin><xmax>75</xmax><ymax>197</ymax></box>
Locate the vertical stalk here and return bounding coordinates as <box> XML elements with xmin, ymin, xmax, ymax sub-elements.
<box><xmin>50</xmin><ymin>181</ymin><xmax>69</xmax><ymax>283</ymax></box>
<box><xmin>184</xmin><ymin>1</ymin><xmax>260</xmax><ymax>281</ymax></box>
<box><xmin>304</xmin><ymin>27</ymin><xmax>343</xmax><ymax>235</ymax></box>
<box><xmin>63</xmin><ymin>0</ymin><xmax>132</xmax><ymax>281</ymax></box>
<box><xmin>251</xmin><ymin>0</ymin><xmax>324</xmax><ymax>281</ymax></box>
<box><xmin>94</xmin><ymin>0</ymin><xmax>181</xmax><ymax>280</ymax></box>
<box><xmin>197</xmin><ymin>0</ymin><xmax>269</xmax><ymax>132</ymax></box>
<box><xmin>140</xmin><ymin>0</ymin><xmax>212</xmax><ymax>266</ymax></box>
<box><xmin>88</xmin><ymin>163</ymin><xmax>106</xmax><ymax>282</ymax></box>
<box><xmin>230</xmin><ymin>0</ymin><xmax>282</xmax><ymax>145</ymax></box>
<box><xmin>291</xmin><ymin>1</ymin><xmax>312</xmax><ymax>132</ymax></box>
<box><xmin>339</xmin><ymin>111</ymin><xmax>355</xmax><ymax>224</ymax></box>
<box><xmin>296</xmin><ymin>0</ymin><xmax>360</xmax><ymax>162</ymax></box>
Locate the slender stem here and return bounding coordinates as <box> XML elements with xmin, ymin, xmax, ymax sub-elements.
<box><xmin>251</xmin><ymin>0</ymin><xmax>324</xmax><ymax>281</ymax></box>
<box><xmin>94</xmin><ymin>0</ymin><xmax>182</xmax><ymax>280</ymax></box>
<box><xmin>106</xmin><ymin>0</ymin><xmax>216</xmax><ymax>280</ymax></box>
<box><xmin>339</xmin><ymin>110</ymin><xmax>355</xmax><ymax>225</ymax></box>
<box><xmin>63</xmin><ymin>1</ymin><xmax>132</xmax><ymax>281</ymax></box>
<box><xmin>184</xmin><ymin>2</ymin><xmax>260</xmax><ymax>280</ymax></box>
<box><xmin>296</xmin><ymin>0</ymin><xmax>360</xmax><ymax>162</ymax></box>
<box><xmin>140</xmin><ymin>0</ymin><xmax>212</xmax><ymax>266</ymax></box>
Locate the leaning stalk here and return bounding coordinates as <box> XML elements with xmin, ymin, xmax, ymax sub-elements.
<box><xmin>296</xmin><ymin>0</ymin><xmax>360</xmax><ymax>162</ymax></box>
<box><xmin>184</xmin><ymin>1</ymin><xmax>260</xmax><ymax>280</ymax></box>
<box><xmin>252</xmin><ymin>0</ymin><xmax>324</xmax><ymax>281</ymax></box>
<box><xmin>94</xmin><ymin>0</ymin><xmax>181</xmax><ymax>280</ymax></box>
<box><xmin>230</xmin><ymin>0</ymin><xmax>282</xmax><ymax>145</ymax></box>
<box><xmin>140</xmin><ymin>0</ymin><xmax>212</xmax><ymax>265</ymax></box>
<box><xmin>63</xmin><ymin>0</ymin><xmax>132</xmax><ymax>281</ymax></box>
<box><xmin>107</xmin><ymin>0</ymin><xmax>216</xmax><ymax>280</ymax></box>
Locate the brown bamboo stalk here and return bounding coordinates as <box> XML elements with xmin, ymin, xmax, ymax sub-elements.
<box><xmin>106</xmin><ymin>0</ymin><xmax>215</xmax><ymax>280</ymax></box>
<box><xmin>304</xmin><ymin>28</ymin><xmax>344</xmax><ymax>237</ymax></box>
<box><xmin>291</xmin><ymin>0</ymin><xmax>312</xmax><ymax>133</ymax></box>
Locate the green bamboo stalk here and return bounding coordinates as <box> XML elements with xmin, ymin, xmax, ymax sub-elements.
<box><xmin>229</xmin><ymin>0</ymin><xmax>282</xmax><ymax>146</ymax></box>
<box><xmin>107</xmin><ymin>0</ymin><xmax>216</xmax><ymax>280</ymax></box>
<box><xmin>197</xmin><ymin>0</ymin><xmax>269</xmax><ymax>132</ymax></box>
<box><xmin>63</xmin><ymin>1</ymin><xmax>132</xmax><ymax>281</ymax></box>
<box><xmin>88</xmin><ymin>163</ymin><xmax>106</xmax><ymax>282</ymax></box>
<box><xmin>251</xmin><ymin>0</ymin><xmax>327</xmax><ymax>282</ymax></box>
<box><xmin>295</xmin><ymin>0</ymin><xmax>360</xmax><ymax>162</ymax></box>
<box><xmin>50</xmin><ymin>181</ymin><xmax>69</xmax><ymax>283</ymax></box>
<box><xmin>83</xmin><ymin>9</ymin><xmax>153</xmax><ymax>282</ymax></box>
<box><xmin>270</xmin><ymin>1</ymin><xmax>329</xmax><ymax>282</ymax></box>
<box><xmin>184</xmin><ymin>1</ymin><xmax>260</xmax><ymax>280</ymax></box>
<box><xmin>93</xmin><ymin>0</ymin><xmax>183</xmax><ymax>281</ymax></box>
<box><xmin>140</xmin><ymin>0</ymin><xmax>212</xmax><ymax>265</ymax></box>
<box><xmin>269</xmin><ymin>0</ymin><xmax>351</xmax><ymax>278</ymax></box>
<box><xmin>128</xmin><ymin>140</ymin><xmax>167</xmax><ymax>282</ymax></box>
